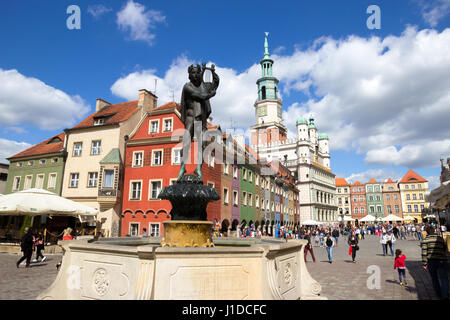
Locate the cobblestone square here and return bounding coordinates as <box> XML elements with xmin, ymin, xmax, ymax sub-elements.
<box><xmin>0</xmin><ymin>235</ymin><xmax>448</xmax><ymax>300</ymax></box>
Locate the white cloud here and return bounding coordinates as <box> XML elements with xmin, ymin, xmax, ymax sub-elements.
<box><xmin>87</xmin><ymin>4</ymin><xmax>112</xmax><ymax>19</ymax></box>
<box><xmin>425</xmin><ymin>175</ymin><xmax>441</xmax><ymax>191</ymax></box>
<box><xmin>0</xmin><ymin>138</ymin><xmax>32</xmax><ymax>164</ymax></box>
<box><xmin>417</xmin><ymin>0</ymin><xmax>450</xmax><ymax>27</ymax></box>
<box><xmin>116</xmin><ymin>0</ymin><xmax>165</xmax><ymax>45</ymax></box>
<box><xmin>346</xmin><ymin>169</ymin><xmax>403</xmax><ymax>185</ymax></box>
<box><xmin>0</xmin><ymin>69</ymin><xmax>90</xmax><ymax>130</ymax></box>
<box><xmin>111</xmin><ymin>27</ymin><xmax>450</xmax><ymax>169</ymax></box>
<box><xmin>110</xmin><ymin>56</ymin><xmax>260</xmax><ymax>131</ymax></box>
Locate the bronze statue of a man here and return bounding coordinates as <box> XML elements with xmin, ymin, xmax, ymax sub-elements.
<box><xmin>177</xmin><ymin>63</ymin><xmax>219</xmax><ymax>181</ymax></box>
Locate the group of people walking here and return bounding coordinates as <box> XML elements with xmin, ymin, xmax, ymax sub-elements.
<box><xmin>16</xmin><ymin>227</ymin><xmax>46</xmax><ymax>268</ymax></box>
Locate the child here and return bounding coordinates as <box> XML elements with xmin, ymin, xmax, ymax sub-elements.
<box><xmin>394</xmin><ymin>249</ymin><xmax>407</xmax><ymax>286</ymax></box>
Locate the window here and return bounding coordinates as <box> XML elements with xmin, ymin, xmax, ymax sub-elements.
<box><xmin>129</xmin><ymin>223</ymin><xmax>139</xmax><ymax>236</ymax></box>
<box><xmin>40</xmin><ymin>159</ymin><xmax>46</xmax><ymax>165</ymax></box>
<box><xmin>242</xmin><ymin>192</ymin><xmax>247</xmax><ymax>206</ymax></box>
<box><xmin>255</xmin><ymin>174</ymin><xmax>259</xmax><ymax>186</ymax></box>
<box><xmin>395</xmin><ymin>205</ymin><xmax>399</xmax><ymax>213</ymax></box>
<box><xmin>73</xmin><ymin>142</ymin><xmax>82</xmax><ymax>157</ymax></box>
<box><xmin>387</xmin><ymin>205</ymin><xmax>392</xmax><ymax>213</ymax></box>
<box><xmin>233</xmin><ymin>167</ymin><xmax>238</xmax><ymax>179</ymax></box>
<box><xmin>344</xmin><ymin>188</ymin><xmax>348</xmax><ymax>193</ymax></box>
<box><xmin>24</xmin><ymin>175</ymin><xmax>33</xmax><ymax>189</ymax></box>
<box><xmin>359</xmin><ymin>188</ymin><xmax>362</xmax><ymax>192</ymax></box>
<box><xmin>48</xmin><ymin>173</ymin><xmax>57</xmax><ymax>189</ymax></box>
<box><xmin>414</xmin><ymin>205</ymin><xmax>418</xmax><ymax>212</ymax></box>
<box><xmin>420</xmin><ymin>204</ymin><xmax>424</xmax><ymax>211</ymax></box>
<box><xmin>361</xmin><ymin>207</ymin><xmax>365</xmax><ymax>213</ymax></box>
<box><xmin>353</xmin><ymin>196</ymin><xmax>357</xmax><ymax>202</ymax></box>
<box><xmin>256</xmin><ymin>195</ymin><xmax>259</xmax><ymax>208</ymax></box>
<box><xmin>103</xmin><ymin>170</ymin><xmax>114</xmax><ymax>188</ymax></box>
<box><xmin>354</xmin><ymin>207</ymin><xmax>358</xmax><ymax>214</ymax></box>
<box><xmin>133</xmin><ymin>152</ymin><xmax>143</xmax><ymax>167</ymax></box>
<box><xmin>150</xmin><ymin>223</ymin><xmax>160</xmax><ymax>237</ymax></box>
<box><xmin>52</xmin><ymin>158</ymin><xmax>58</xmax><ymax>163</ymax></box>
<box><xmin>369</xmin><ymin>196</ymin><xmax>374</xmax><ymax>201</ymax></box>
<box><xmin>419</xmin><ymin>193</ymin><xmax>423</xmax><ymax>200</ymax></box>
<box><xmin>152</xmin><ymin>150</ymin><xmax>162</xmax><ymax>166</ymax></box>
<box><xmin>243</xmin><ymin>168</ymin><xmax>247</xmax><ymax>180</ymax></box>
<box><xmin>223</xmin><ymin>164</ymin><xmax>229</xmax><ymax>175</ymax></box>
<box><xmin>411</xmin><ymin>184</ymin><xmax>415</xmax><ymax>190</ymax></box>
<box><xmin>130</xmin><ymin>181</ymin><xmax>142</xmax><ymax>200</ymax></box>
<box><xmin>209</xmin><ymin>155</ymin><xmax>215</xmax><ymax>168</ymax></box>
<box><xmin>338</xmin><ymin>198</ymin><xmax>342</xmax><ymax>205</ymax></box>
<box><xmin>386</xmin><ymin>194</ymin><xmax>390</xmax><ymax>201</ymax></box>
<box><xmin>370</xmin><ymin>206</ymin><xmax>375</xmax><ymax>213</ymax></box>
<box><xmin>405</xmin><ymin>185</ymin><xmax>409</xmax><ymax>189</ymax></box>
<box><xmin>407</xmin><ymin>205</ymin><xmax>412</xmax><ymax>212</ymax></box>
<box><xmin>374</xmin><ymin>186</ymin><xmax>379</xmax><ymax>192</ymax></box>
<box><xmin>376</xmin><ymin>195</ymin><xmax>381</xmax><ymax>201</ymax></box>
<box><xmin>353</xmin><ymin>187</ymin><xmax>357</xmax><ymax>192</ymax></box>
<box><xmin>223</xmin><ymin>188</ymin><xmax>229</xmax><ymax>205</ymax></box>
<box><xmin>88</xmin><ymin>172</ymin><xmax>98</xmax><ymax>187</ymax></box>
<box><xmin>70</xmin><ymin>173</ymin><xmax>79</xmax><ymax>188</ymax></box>
<box><xmin>150</xmin><ymin>120</ymin><xmax>159</xmax><ymax>133</ymax></box>
<box><xmin>13</xmin><ymin>176</ymin><xmax>21</xmax><ymax>191</ymax></box>
<box><xmin>17</xmin><ymin>162</ymin><xmax>23</xmax><ymax>167</ymax></box>
<box><xmin>28</xmin><ymin>161</ymin><xmax>34</xmax><ymax>166</ymax></box>
<box><xmin>377</xmin><ymin>206</ymin><xmax>382</xmax><ymax>212</ymax></box>
<box><xmin>359</xmin><ymin>195</ymin><xmax>364</xmax><ymax>201</ymax></box>
<box><xmin>248</xmin><ymin>193</ymin><xmax>253</xmax><ymax>207</ymax></box>
<box><xmin>163</xmin><ymin>118</ymin><xmax>173</xmax><ymax>132</ymax></box>
<box><xmin>393</xmin><ymin>194</ymin><xmax>398</xmax><ymax>200</ymax></box>
<box><xmin>233</xmin><ymin>191</ymin><xmax>238</xmax><ymax>206</ymax></box>
<box><xmin>418</xmin><ymin>184</ymin><xmax>422</xmax><ymax>189</ymax></box>
<box><xmin>35</xmin><ymin>174</ymin><xmax>44</xmax><ymax>189</ymax></box>
<box><xmin>406</xmin><ymin>194</ymin><xmax>410</xmax><ymax>200</ymax></box>
<box><xmin>249</xmin><ymin>171</ymin><xmax>253</xmax><ymax>183</ymax></box>
<box><xmin>367</xmin><ymin>187</ymin><xmax>373</xmax><ymax>193</ymax></box>
<box><xmin>91</xmin><ymin>140</ymin><xmax>101</xmax><ymax>155</ymax></box>
<box><xmin>94</xmin><ymin>118</ymin><xmax>105</xmax><ymax>126</ymax></box>
<box><xmin>150</xmin><ymin>180</ymin><xmax>162</xmax><ymax>199</ymax></box>
<box><xmin>412</xmin><ymin>194</ymin><xmax>417</xmax><ymax>200</ymax></box>
<box><xmin>172</xmin><ymin>148</ymin><xmax>181</xmax><ymax>165</ymax></box>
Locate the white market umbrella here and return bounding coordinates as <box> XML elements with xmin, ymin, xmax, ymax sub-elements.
<box><xmin>0</xmin><ymin>188</ymin><xmax>98</xmax><ymax>221</ymax></box>
<box><xmin>359</xmin><ymin>215</ymin><xmax>376</xmax><ymax>222</ymax></box>
<box><xmin>382</xmin><ymin>214</ymin><xmax>403</xmax><ymax>222</ymax></box>
<box><xmin>403</xmin><ymin>215</ymin><xmax>415</xmax><ymax>221</ymax></box>
<box><xmin>301</xmin><ymin>219</ymin><xmax>319</xmax><ymax>225</ymax></box>
<box><xmin>343</xmin><ymin>216</ymin><xmax>355</xmax><ymax>221</ymax></box>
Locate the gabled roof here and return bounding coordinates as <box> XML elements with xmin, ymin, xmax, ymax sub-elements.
<box><xmin>335</xmin><ymin>178</ymin><xmax>349</xmax><ymax>186</ymax></box>
<box><xmin>100</xmin><ymin>148</ymin><xmax>121</xmax><ymax>164</ymax></box>
<box><xmin>399</xmin><ymin>169</ymin><xmax>427</xmax><ymax>183</ymax></box>
<box><xmin>152</xmin><ymin>101</ymin><xmax>180</xmax><ymax>112</ymax></box>
<box><xmin>8</xmin><ymin>132</ymin><xmax>65</xmax><ymax>160</ymax></box>
<box><xmin>351</xmin><ymin>181</ymin><xmax>363</xmax><ymax>186</ymax></box>
<box><xmin>368</xmin><ymin>178</ymin><xmax>377</xmax><ymax>183</ymax></box>
<box><xmin>71</xmin><ymin>100</ymin><xmax>139</xmax><ymax>130</ymax></box>
<box><xmin>385</xmin><ymin>178</ymin><xmax>393</xmax><ymax>183</ymax></box>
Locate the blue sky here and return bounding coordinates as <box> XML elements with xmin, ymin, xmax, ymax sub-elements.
<box><xmin>1</xmin><ymin>0</ymin><xmax>449</xmax><ymax>189</ymax></box>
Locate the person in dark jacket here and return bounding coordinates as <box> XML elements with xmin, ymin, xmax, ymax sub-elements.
<box><xmin>303</xmin><ymin>229</ymin><xmax>316</xmax><ymax>262</ymax></box>
<box><xmin>33</xmin><ymin>231</ymin><xmax>46</xmax><ymax>262</ymax></box>
<box><xmin>332</xmin><ymin>228</ymin><xmax>340</xmax><ymax>247</ymax></box>
<box><xmin>16</xmin><ymin>227</ymin><xmax>34</xmax><ymax>268</ymax></box>
<box><xmin>348</xmin><ymin>231</ymin><xmax>359</xmax><ymax>263</ymax></box>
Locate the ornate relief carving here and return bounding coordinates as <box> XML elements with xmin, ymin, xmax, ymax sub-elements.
<box><xmin>93</xmin><ymin>268</ymin><xmax>110</xmax><ymax>296</ymax></box>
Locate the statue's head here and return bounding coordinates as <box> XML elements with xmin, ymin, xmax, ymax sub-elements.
<box><xmin>188</xmin><ymin>64</ymin><xmax>202</xmax><ymax>86</ymax></box>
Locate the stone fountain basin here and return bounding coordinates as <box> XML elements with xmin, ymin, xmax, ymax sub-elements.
<box><xmin>38</xmin><ymin>237</ymin><xmax>324</xmax><ymax>300</ymax></box>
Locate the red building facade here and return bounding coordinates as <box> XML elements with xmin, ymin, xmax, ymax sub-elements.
<box><xmin>121</xmin><ymin>102</ymin><xmax>222</xmax><ymax>237</ymax></box>
<box><xmin>350</xmin><ymin>181</ymin><xmax>367</xmax><ymax>221</ymax></box>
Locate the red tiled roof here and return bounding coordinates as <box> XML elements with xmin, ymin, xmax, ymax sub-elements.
<box><xmin>335</xmin><ymin>178</ymin><xmax>349</xmax><ymax>186</ymax></box>
<box><xmin>385</xmin><ymin>178</ymin><xmax>393</xmax><ymax>183</ymax></box>
<box><xmin>152</xmin><ymin>101</ymin><xmax>180</xmax><ymax>112</ymax></box>
<box><xmin>368</xmin><ymin>178</ymin><xmax>377</xmax><ymax>183</ymax></box>
<box><xmin>8</xmin><ymin>132</ymin><xmax>65</xmax><ymax>160</ymax></box>
<box><xmin>71</xmin><ymin>100</ymin><xmax>140</xmax><ymax>129</ymax></box>
<box><xmin>352</xmin><ymin>181</ymin><xmax>363</xmax><ymax>186</ymax></box>
<box><xmin>399</xmin><ymin>169</ymin><xmax>427</xmax><ymax>183</ymax></box>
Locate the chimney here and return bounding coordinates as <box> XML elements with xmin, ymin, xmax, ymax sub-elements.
<box><xmin>138</xmin><ymin>89</ymin><xmax>158</xmax><ymax>113</ymax></box>
<box><xmin>96</xmin><ymin>98</ymin><xmax>111</xmax><ymax>112</ymax></box>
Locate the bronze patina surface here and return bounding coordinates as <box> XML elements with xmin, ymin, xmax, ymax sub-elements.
<box><xmin>161</xmin><ymin>220</ymin><xmax>214</xmax><ymax>248</ymax></box>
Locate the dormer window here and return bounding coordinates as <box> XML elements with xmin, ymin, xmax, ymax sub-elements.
<box><xmin>94</xmin><ymin>117</ymin><xmax>105</xmax><ymax>126</ymax></box>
